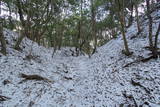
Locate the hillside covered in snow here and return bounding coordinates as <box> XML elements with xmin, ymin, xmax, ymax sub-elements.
<box><xmin>1</xmin><ymin>2</ymin><xmax>160</xmax><ymax>107</ymax></box>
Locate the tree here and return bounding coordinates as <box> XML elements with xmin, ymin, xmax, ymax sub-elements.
<box><xmin>127</xmin><ymin>0</ymin><xmax>134</xmax><ymax>27</ymax></box>
<box><xmin>146</xmin><ymin>0</ymin><xmax>153</xmax><ymax>48</ymax></box>
<box><xmin>14</xmin><ymin>0</ymin><xmax>26</xmax><ymax>50</ymax></box>
<box><xmin>13</xmin><ymin>0</ymin><xmax>60</xmax><ymax>49</ymax></box>
<box><xmin>0</xmin><ymin>24</ymin><xmax>7</xmax><ymax>55</ymax></box>
<box><xmin>115</xmin><ymin>0</ymin><xmax>132</xmax><ymax>56</ymax></box>
<box><xmin>146</xmin><ymin>0</ymin><xmax>160</xmax><ymax>58</ymax></box>
<box><xmin>134</xmin><ymin>0</ymin><xmax>141</xmax><ymax>34</ymax></box>
<box><xmin>154</xmin><ymin>22</ymin><xmax>160</xmax><ymax>49</ymax></box>
<box><xmin>91</xmin><ymin>0</ymin><xmax>97</xmax><ymax>54</ymax></box>
<box><xmin>0</xmin><ymin>1</ymin><xmax>7</xmax><ymax>55</ymax></box>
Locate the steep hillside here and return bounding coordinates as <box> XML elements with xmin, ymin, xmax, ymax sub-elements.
<box><xmin>0</xmin><ymin>4</ymin><xmax>160</xmax><ymax>107</ymax></box>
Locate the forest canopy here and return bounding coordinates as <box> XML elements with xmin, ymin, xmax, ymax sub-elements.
<box><xmin>0</xmin><ymin>0</ymin><xmax>160</xmax><ymax>57</ymax></box>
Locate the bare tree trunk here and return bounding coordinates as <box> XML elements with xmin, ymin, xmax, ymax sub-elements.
<box><xmin>120</xmin><ymin>17</ymin><xmax>131</xmax><ymax>55</ymax></box>
<box><xmin>146</xmin><ymin>0</ymin><xmax>153</xmax><ymax>48</ymax></box>
<box><xmin>135</xmin><ymin>3</ymin><xmax>141</xmax><ymax>34</ymax></box>
<box><xmin>0</xmin><ymin>1</ymin><xmax>7</xmax><ymax>55</ymax></box>
<box><xmin>146</xmin><ymin>0</ymin><xmax>159</xmax><ymax>58</ymax></box>
<box><xmin>117</xmin><ymin>0</ymin><xmax>131</xmax><ymax>56</ymax></box>
<box><xmin>58</xmin><ymin>26</ymin><xmax>63</xmax><ymax>50</ymax></box>
<box><xmin>112</xmin><ymin>28</ymin><xmax>117</xmax><ymax>38</ymax></box>
<box><xmin>75</xmin><ymin>0</ymin><xmax>83</xmax><ymax>56</ymax></box>
<box><xmin>0</xmin><ymin>24</ymin><xmax>7</xmax><ymax>55</ymax></box>
<box><xmin>79</xmin><ymin>0</ymin><xmax>83</xmax><ymax>53</ymax></box>
<box><xmin>154</xmin><ymin>22</ymin><xmax>160</xmax><ymax>49</ymax></box>
<box><xmin>76</xmin><ymin>20</ymin><xmax>81</xmax><ymax>56</ymax></box>
<box><xmin>7</xmin><ymin>2</ymin><xmax>14</xmax><ymax>30</ymax></box>
<box><xmin>14</xmin><ymin>0</ymin><xmax>26</xmax><ymax>50</ymax></box>
<box><xmin>91</xmin><ymin>0</ymin><xmax>97</xmax><ymax>55</ymax></box>
<box><xmin>127</xmin><ymin>1</ymin><xmax>134</xmax><ymax>28</ymax></box>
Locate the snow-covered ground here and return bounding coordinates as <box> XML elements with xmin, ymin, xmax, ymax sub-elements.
<box><xmin>0</xmin><ymin>4</ymin><xmax>160</xmax><ymax>107</ymax></box>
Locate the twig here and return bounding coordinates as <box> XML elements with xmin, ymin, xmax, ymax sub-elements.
<box><xmin>131</xmin><ymin>79</ymin><xmax>150</xmax><ymax>94</ymax></box>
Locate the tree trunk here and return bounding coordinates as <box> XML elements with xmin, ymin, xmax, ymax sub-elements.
<box><xmin>146</xmin><ymin>0</ymin><xmax>159</xmax><ymax>58</ymax></box>
<box><xmin>146</xmin><ymin>0</ymin><xmax>153</xmax><ymax>48</ymax></box>
<box><xmin>127</xmin><ymin>0</ymin><xmax>134</xmax><ymax>28</ymax></box>
<box><xmin>91</xmin><ymin>0</ymin><xmax>97</xmax><ymax>55</ymax></box>
<box><xmin>0</xmin><ymin>25</ymin><xmax>7</xmax><ymax>55</ymax></box>
<box><xmin>154</xmin><ymin>22</ymin><xmax>160</xmax><ymax>49</ymax></box>
<box><xmin>14</xmin><ymin>0</ymin><xmax>26</xmax><ymax>50</ymax></box>
<box><xmin>7</xmin><ymin>2</ymin><xmax>14</xmax><ymax>30</ymax></box>
<box><xmin>135</xmin><ymin>3</ymin><xmax>141</xmax><ymax>34</ymax></box>
<box><xmin>117</xmin><ymin>0</ymin><xmax>131</xmax><ymax>56</ymax></box>
<box><xmin>58</xmin><ymin>26</ymin><xmax>63</xmax><ymax>50</ymax></box>
<box><xmin>120</xmin><ymin>17</ymin><xmax>131</xmax><ymax>56</ymax></box>
<box><xmin>76</xmin><ymin>20</ymin><xmax>81</xmax><ymax>56</ymax></box>
<box><xmin>75</xmin><ymin>0</ymin><xmax>83</xmax><ymax>56</ymax></box>
<box><xmin>0</xmin><ymin>1</ymin><xmax>7</xmax><ymax>55</ymax></box>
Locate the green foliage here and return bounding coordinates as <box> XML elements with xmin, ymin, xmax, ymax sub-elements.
<box><xmin>1</xmin><ymin>0</ymin><xmax>145</xmax><ymax>55</ymax></box>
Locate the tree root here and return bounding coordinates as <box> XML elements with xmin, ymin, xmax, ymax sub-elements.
<box><xmin>140</xmin><ymin>55</ymin><xmax>156</xmax><ymax>62</ymax></box>
<box><xmin>122</xmin><ymin>50</ymin><xmax>133</xmax><ymax>56</ymax></box>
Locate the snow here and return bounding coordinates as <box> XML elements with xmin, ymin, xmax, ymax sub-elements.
<box><xmin>0</xmin><ymin>4</ymin><xmax>160</xmax><ymax>107</ymax></box>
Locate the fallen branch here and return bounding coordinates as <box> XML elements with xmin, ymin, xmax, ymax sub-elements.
<box><xmin>123</xmin><ymin>54</ymin><xmax>159</xmax><ymax>68</ymax></box>
<box><xmin>0</xmin><ymin>95</ymin><xmax>11</xmax><ymax>102</ymax></box>
<box><xmin>122</xmin><ymin>91</ymin><xmax>138</xmax><ymax>107</ymax></box>
<box><xmin>123</xmin><ymin>60</ymin><xmax>140</xmax><ymax>68</ymax></box>
<box><xmin>19</xmin><ymin>73</ymin><xmax>53</xmax><ymax>83</ymax></box>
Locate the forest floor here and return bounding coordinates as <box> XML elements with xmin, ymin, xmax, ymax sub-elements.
<box><xmin>0</xmin><ymin>4</ymin><xmax>160</xmax><ymax>107</ymax></box>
